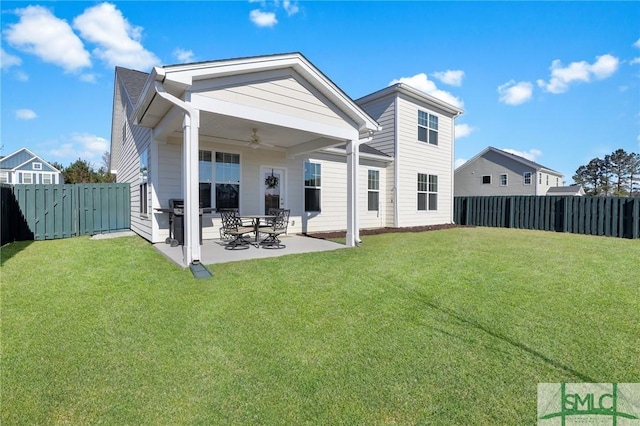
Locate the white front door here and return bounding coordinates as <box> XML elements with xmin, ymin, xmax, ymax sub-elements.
<box><xmin>260</xmin><ymin>167</ymin><xmax>286</xmax><ymax>214</ymax></box>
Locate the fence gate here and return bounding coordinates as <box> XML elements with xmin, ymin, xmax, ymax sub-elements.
<box><xmin>1</xmin><ymin>183</ymin><xmax>130</xmax><ymax>245</ymax></box>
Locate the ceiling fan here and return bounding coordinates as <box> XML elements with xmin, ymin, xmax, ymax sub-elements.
<box><xmin>247</xmin><ymin>128</ymin><xmax>275</xmax><ymax>149</ymax></box>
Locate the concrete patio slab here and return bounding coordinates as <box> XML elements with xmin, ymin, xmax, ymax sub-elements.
<box><xmin>153</xmin><ymin>235</ymin><xmax>347</xmax><ymax>268</ymax></box>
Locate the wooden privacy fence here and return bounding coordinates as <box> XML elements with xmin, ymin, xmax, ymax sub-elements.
<box><xmin>1</xmin><ymin>183</ymin><xmax>130</xmax><ymax>245</ymax></box>
<box><xmin>454</xmin><ymin>196</ymin><xmax>640</xmax><ymax>239</ymax></box>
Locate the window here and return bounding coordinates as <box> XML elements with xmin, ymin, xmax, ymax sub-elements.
<box><xmin>417</xmin><ymin>173</ymin><xmax>438</xmax><ymax>211</ymax></box>
<box><xmin>0</xmin><ymin>172</ymin><xmax>8</xmax><ymax>183</ymax></box>
<box><xmin>22</xmin><ymin>172</ymin><xmax>33</xmax><ymax>184</ymax></box>
<box><xmin>546</xmin><ymin>175</ymin><xmax>549</xmax><ymax>185</ymax></box>
<box><xmin>139</xmin><ymin>149</ymin><xmax>148</xmax><ymax>215</ymax></box>
<box><xmin>418</xmin><ymin>110</ymin><xmax>438</xmax><ymax>145</ymax></box>
<box><xmin>500</xmin><ymin>174</ymin><xmax>508</xmax><ymax>186</ymax></box>
<box><xmin>539</xmin><ymin>173</ymin><xmax>542</xmax><ymax>184</ymax></box>
<box><xmin>367</xmin><ymin>170</ymin><xmax>379</xmax><ymax>211</ymax></box>
<box><xmin>304</xmin><ymin>162</ymin><xmax>321</xmax><ymax>212</ymax></box>
<box><xmin>32</xmin><ymin>162</ymin><xmax>42</xmax><ymax>170</ymax></box>
<box><xmin>524</xmin><ymin>172</ymin><xmax>532</xmax><ymax>185</ymax></box>
<box><xmin>215</xmin><ymin>152</ymin><xmax>240</xmax><ymax>211</ymax></box>
<box><xmin>556</xmin><ymin>177</ymin><xmax>559</xmax><ymax>186</ymax></box>
<box><xmin>42</xmin><ymin>174</ymin><xmax>52</xmax><ymax>184</ymax></box>
<box><xmin>199</xmin><ymin>150</ymin><xmax>212</xmax><ymax>208</ymax></box>
<box><xmin>482</xmin><ymin>175</ymin><xmax>491</xmax><ymax>184</ymax></box>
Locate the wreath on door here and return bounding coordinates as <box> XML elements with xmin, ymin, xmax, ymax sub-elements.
<box><xmin>265</xmin><ymin>170</ymin><xmax>279</xmax><ymax>189</ymax></box>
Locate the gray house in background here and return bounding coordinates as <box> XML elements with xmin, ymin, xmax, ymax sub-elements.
<box><xmin>454</xmin><ymin>146</ymin><xmax>563</xmax><ymax>196</ymax></box>
<box><xmin>0</xmin><ymin>147</ymin><xmax>63</xmax><ymax>185</ymax></box>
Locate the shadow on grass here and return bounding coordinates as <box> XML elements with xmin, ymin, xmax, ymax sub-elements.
<box><xmin>420</xmin><ymin>296</ymin><xmax>597</xmax><ymax>383</ymax></box>
<box><xmin>0</xmin><ymin>240</ymin><xmax>33</xmax><ymax>267</ymax></box>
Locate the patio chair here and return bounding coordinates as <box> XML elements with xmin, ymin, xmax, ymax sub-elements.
<box><xmin>260</xmin><ymin>209</ymin><xmax>290</xmax><ymax>249</ymax></box>
<box><xmin>219</xmin><ymin>209</ymin><xmax>255</xmax><ymax>249</ymax></box>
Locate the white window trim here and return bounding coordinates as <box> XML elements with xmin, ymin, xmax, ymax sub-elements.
<box><xmin>367</xmin><ymin>169</ymin><xmax>380</xmax><ymax>212</ymax></box>
<box><xmin>524</xmin><ymin>172</ymin><xmax>532</xmax><ymax>185</ymax></box>
<box><xmin>417</xmin><ymin>173</ymin><xmax>438</xmax><ymax>212</ymax></box>
<box><xmin>417</xmin><ymin>110</ymin><xmax>439</xmax><ymax>146</ymax></box>
<box><xmin>22</xmin><ymin>172</ymin><xmax>33</xmax><ymax>184</ymax></box>
<box><xmin>0</xmin><ymin>171</ymin><xmax>8</xmax><ymax>183</ymax></box>
<box><xmin>213</xmin><ymin>150</ymin><xmax>242</xmax><ymax>212</ymax></box>
<box><xmin>482</xmin><ymin>175</ymin><xmax>491</xmax><ymax>185</ymax></box>
<box><xmin>304</xmin><ymin>161</ymin><xmax>322</xmax><ymax>212</ymax></box>
<box><xmin>32</xmin><ymin>162</ymin><xmax>42</xmax><ymax>170</ymax></box>
<box><xmin>42</xmin><ymin>173</ymin><xmax>53</xmax><ymax>184</ymax></box>
<box><xmin>500</xmin><ymin>174</ymin><xmax>508</xmax><ymax>186</ymax></box>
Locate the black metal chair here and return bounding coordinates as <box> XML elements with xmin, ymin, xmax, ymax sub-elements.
<box><xmin>219</xmin><ymin>209</ymin><xmax>254</xmax><ymax>249</ymax></box>
<box><xmin>259</xmin><ymin>209</ymin><xmax>290</xmax><ymax>248</ymax></box>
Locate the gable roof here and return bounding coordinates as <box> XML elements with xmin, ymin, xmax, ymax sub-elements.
<box><xmin>456</xmin><ymin>146</ymin><xmax>562</xmax><ymax>176</ymax></box>
<box><xmin>0</xmin><ymin>147</ymin><xmax>61</xmax><ymax>172</ymax></box>
<box><xmin>356</xmin><ymin>83</ymin><xmax>464</xmax><ymax>117</ymax></box>
<box><xmin>132</xmin><ymin>52</ymin><xmax>381</xmax><ymax>137</ymax></box>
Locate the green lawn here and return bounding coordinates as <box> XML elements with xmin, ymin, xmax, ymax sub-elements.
<box><xmin>1</xmin><ymin>228</ymin><xmax>639</xmax><ymax>425</ymax></box>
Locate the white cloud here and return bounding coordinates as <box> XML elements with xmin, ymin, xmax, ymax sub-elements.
<box><xmin>630</xmin><ymin>57</ymin><xmax>640</xmax><ymax>65</ymax></box>
<box><xmin>498</xmin><ymin>80</ymin><xmax>533</xmax><ymax>105</ymax></box>
<box><xmin>73</xmin><ymin>3</ymin><xmax>159</xmax><ymax>71</ymax></box>
<box><xmin>79</xmin><ymin>73</ymin><xmax>97</xmax><ymax>83</ymax></box>
<box><xmin>283</xmin><ymin>0</ymin><xmax>300</xmax><ymax>16</ymax></box>
<box><xmin>48</xmin><ymin>133</ymin><xmax>108</xmax><ymax>161</ymax></box>
<box><xmin>174</xmin><ymin>48</ymin><xmax>195</xmax><ymax>63</ymax></box>
<box><xmin>15</xmin><ymin>109</ymin><xmax>36</xmax><ymax>120</ymax></box>
<box><xmin>455</xmin><ymin>123</ymin><xmax>475</xmax><ymax>138</ymax></box>
<box><xmin>1</xmin><ymin>47</ymin><xmax>22</xmax><ymax>69</ymax></box>
<box><xmin>634</xmin><ymin>38</ymin><xmax>640</xmax><ymax>49</ymax></box>
<box><xmin>390</xmin><ymin>73</ymin><xmax>463</xmax><ymax>108</ymax></box>
<box><xmin>432</xmin><ymin>70</ymin><xmax>465</xmax><ymax>87</ymax></box>
<box><xmin>537</xmin><ymin>54</ymin><xmax>619</xmax><ymax>94</ymax></box>
<box><xmin>4</xmin><ymin>5</ymin><xmax>91</xmax><ymax>72</ymax></box>
<box><xmin>250</xmin><ymin>9</ymin><xmax>278</xmax><ymax>27</ymax></box>
<box><xmin>501</xmin><ymin>148</ymin><xmax>542</xmax><ymax>162</ymax></box>
<box><xmin>15</xmin><ymin>70</ymin><xmax>29</xmax><ymax>81</ymax></box>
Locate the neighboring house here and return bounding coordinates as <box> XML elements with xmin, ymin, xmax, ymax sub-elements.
<box><xmin>547</xmin><ymin>185</ymin><xmax>585</xmax><ymax>196</ymax></box>
<box><xmin>110</xmin><ymin>53</ymin><xmax>462</xmax><ymax>265</ymax></box>
<box><xmin>0</xmin><ymin>148</ymin><xmax>63</xmax><ymax>185</ymax></box>
<box><xmin>454</xmin><ymin>146</ymin><xmax>563</xmax><ymax>196</ymax></box>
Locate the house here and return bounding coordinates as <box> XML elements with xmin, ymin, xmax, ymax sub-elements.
<box><xmin>454</xmin><ymin>146</ymin><xmax>563</xmax><ymax>196</ymax></box>
<box><xmin>110</xmin><ymin>53</ymin><xmax>463</xmax><ymax>266</ymax></box>
<box><xmin>0</xmin><ymin>148</ymin><xmax>63</xmax><ymax>185</ymax></box>
<box><xmin>546</xmin><ymin>185</ymin><xmax>585</xmax><ymax>196</ymax></box>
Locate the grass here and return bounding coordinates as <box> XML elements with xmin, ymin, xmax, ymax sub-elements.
<box><xmin>1</xmin><ymin>228</ymin><xmax>639</xmax><ymax>425</ymax></box>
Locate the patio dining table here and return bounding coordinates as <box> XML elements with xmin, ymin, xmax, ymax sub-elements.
<box><xmin>239</xmin><ymin>214</ymin><xmax>276</xmax><ymax>246</ymax></box>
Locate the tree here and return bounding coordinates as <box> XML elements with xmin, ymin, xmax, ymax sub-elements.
<box><xmin>573</xmin><ymin>149</ymin><xmax>640</xmax><ymax>196</ymax></box>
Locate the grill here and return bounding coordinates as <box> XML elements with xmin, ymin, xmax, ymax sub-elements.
<box><xmin>155</xmin><ymin>199</ymin><xmax>214</xmax><ymax>246</ymax></box>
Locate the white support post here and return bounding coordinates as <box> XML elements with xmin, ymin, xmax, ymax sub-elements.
<box><xmin>182</xmin><ymin>109</ymin><xmax>201</xmax><ymax>265</ymax></box>
<box><xmin>346</xmin><ymin>139</ymin><xmax>360</xmax><ymax>246</ymax></box>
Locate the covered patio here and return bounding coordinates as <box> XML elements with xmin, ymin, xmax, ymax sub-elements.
<box><xmin>154</xmin><ymin>234</ymin><xmax>346</xmax><ymax>267</ymax></box>
<box><xmin>131</xmin><ymin>53</ymin><xmax>380</xmax><ymax>267</ymax></box>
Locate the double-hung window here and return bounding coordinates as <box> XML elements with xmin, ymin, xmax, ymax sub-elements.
<box><xmin>417</xmin><ymin>173</ymin><xmax>438</xmax><ymax>211</ymax></box>
<box><xmin>524</xmin><ymin>172</ymin><xmax>532</xmax><ymax>185</ymax></box>
<box><xmin>215</xmin><ymin>152</ymin><xmax>240</xmax><ymax>211</ymax></box>
<box><xmin>304</xmin><ymin>162</ymin><xmax>321</xmax><ymax>212</ymax></box>
<box><xmin>418</xmin><ymin>110</ymin><xmax>438</xmax><ymax>145</ymax></box>
<box><xmin>199</xmin><ymin>151</ymin><xmax>213</xmax><ymax>208</ymax></box>
<box><xmin>22</xmin><ymin>172</ymin><xmax>33</xmax><ymax>184</ymax></box>
<box><xmin>42</xmin><ymin>174</ymin><xmax>53</xmax><ymax>184</ymax></box>
<box><xmin>500</xmin><ymin>174</ymin><xmax>508</xmax><ymax>186</ymax></box>
<box><xmin>367</xmin><ymin>170</ymin><xmax>379</xmax><ymax>211</ymax></box>
<box><xmin>0</xmin><ymin>172</ymin><xmax>8</xmax><ymax>183</ymax></box>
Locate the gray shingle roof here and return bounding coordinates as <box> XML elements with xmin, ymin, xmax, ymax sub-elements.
<box><xmin>116</xmin><ymin>66</ymin><xmax>149</xmax><ymax>105</ymax></box>
<box><xmin>488</xmin><ymin>146</ymin><xmax>561</xmax><ymax>174</ymax></box>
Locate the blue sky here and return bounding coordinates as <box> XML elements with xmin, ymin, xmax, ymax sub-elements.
<box><xmin>1</xmin><ymin>1</ymin><xmax>639</xmax><ymax>181</ymax></box>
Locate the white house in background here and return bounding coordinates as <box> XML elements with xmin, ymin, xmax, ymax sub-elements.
<box><xmin>110</xmin><ymin>53</ymin><xmax>463</xmax><ymax>266</ymax></box>
<box><xmin>454</xmin><ymin>146</ymin><xmax>563</xmax><ymax>196</ymax></box>
<box><xmin>0</xmin><ymin>147</ymin><xmax>63</xmax><ymax>185</ymax></box>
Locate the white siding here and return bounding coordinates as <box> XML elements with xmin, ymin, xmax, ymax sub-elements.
<box><xmin>395</xmin><ymin>95</ymin><xmax>454</xmax><ymax>227</ymax></box>
<box><xmin>200</xmin><ymin>74</ymin><xmax>354</xmax><ymax>131</ymax></box>
<box><xmin>358</xmin><ymin>96</ymin><xmax>396</xmax><ymax>157</ymax></box>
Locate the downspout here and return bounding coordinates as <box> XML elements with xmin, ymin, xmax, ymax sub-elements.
<box><xmin>153</xmin><ymin>80</ymin><xmax>201</xmax><ymax>266</ymax></box>
<box><xmin>451</xmin><ymin>110</ymin><xmax>463</xmax><ymax>224</ymax></box>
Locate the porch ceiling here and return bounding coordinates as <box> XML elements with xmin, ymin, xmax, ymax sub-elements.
<box><xmin>159</xmin><ymin>110</ymin><xmax>345</xmax><ymax>152</ymax></box>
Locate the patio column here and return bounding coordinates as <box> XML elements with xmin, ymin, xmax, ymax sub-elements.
<box><xmin>182</xmin><ymin>107</ymin><xmax>201</xmax><ymax>265</ymax></box>
<box><xmin>346</xmin><ymin>139</ymin><xmax>360</xmax><ymax>246</ymax></box>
